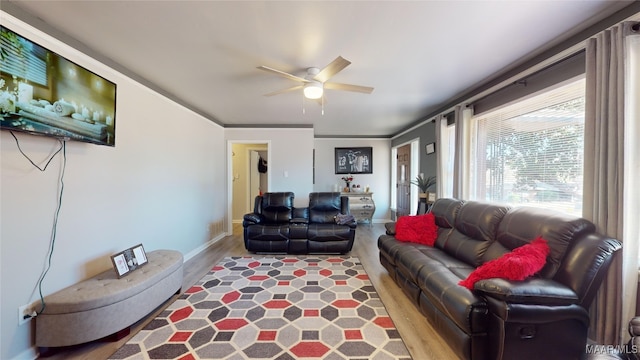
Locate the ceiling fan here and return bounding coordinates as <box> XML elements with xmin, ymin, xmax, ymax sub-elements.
<box><xmin>257</xmin><ymin>56</ymin><xmax>374</xmax><ymax>100</ymax></box>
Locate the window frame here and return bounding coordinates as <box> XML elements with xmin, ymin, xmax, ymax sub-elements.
<box><xmin>468</xmin><ymin>77</ymin><xmax>586</xmax><ymax>216</ymax></box>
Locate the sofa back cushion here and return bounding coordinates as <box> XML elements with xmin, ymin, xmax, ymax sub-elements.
<box><xmin>260</xmin><ymin>192</ymin><xmax>294</xmax><ymax>223</ymax></box>
<box><xmin>486</xmin><ymin>206</ymin><xmax>596</xmax><ymax>278</ymax></box>
<box><xmin>430</xmin><ymin>198</ymin><xmax>464</xmax><ymax>248</ymax></box>
<box><xmin>442</xmin><ymin>201</ymin><xmax>509</xmax><ymax>266</ymax></box>
<box><xmin>309</xmin><ymin>192</ymin><xmax>342</xmax><ymax>223</ymax></box>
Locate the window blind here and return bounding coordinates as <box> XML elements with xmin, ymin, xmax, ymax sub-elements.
<box><xmin>472</xmin><ymin>79</ymin><xmax>585</xmax><ymax>215</ymax></box>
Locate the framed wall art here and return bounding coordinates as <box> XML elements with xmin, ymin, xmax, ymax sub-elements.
<box><xmin>425</xmin><ymin>142</ymin><xmax>436</xmax><ymax>155</ymax></box>
<box><xmin>335</xmin><ymin>147</ymin><xmax>373</xmax><ymax>174</ymax></box>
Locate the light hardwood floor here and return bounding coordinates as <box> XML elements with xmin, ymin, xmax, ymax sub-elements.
<box><xmin>41</xmin><ymin>223</ymin><xmax>459</xmax><ymax>360</ymax></box>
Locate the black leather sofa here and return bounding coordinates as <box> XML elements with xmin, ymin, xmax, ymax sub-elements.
<box><xmin>243</xmin><ymin>192</ymin><xmax>356</xmax><ymax>254</ymax></box>
<box><xmin>378</xmin><ymin>198</ymin><xmax>622</xmax><ymax>360</ymax></box>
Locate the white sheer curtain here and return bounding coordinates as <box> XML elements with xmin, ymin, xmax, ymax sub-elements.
<box><xmin>435</xmin><ymin>114</ymin><xmax>447</xmax><ymax>198</ymax></box>
<box><xmin>622</xmin><ymin>25</ymin><xmax>640</xmax><ymax>343</ymax></box>
<box><xmin>584</xmin><ymin>21</ymin><xmax>640</xmax><ymax>345</ymax></box>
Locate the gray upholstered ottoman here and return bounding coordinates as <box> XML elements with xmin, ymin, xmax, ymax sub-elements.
<box><xmin>35</xmin><ymin>249</ymin><xmax>183</xmax><ymax>350</ymax></box>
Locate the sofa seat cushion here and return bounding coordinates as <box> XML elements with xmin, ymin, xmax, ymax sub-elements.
<box><xmin>395</xmin><ymin>247</ymin><xmax>442</xmax><ymax>283</ymax></box>
<box><xmin>415</xmin><ymin>257</ymin><xmax>488</xmax><ymax>334</ymax></box>
<box><xmin>389</xmin><ymin>243</ymin><xmax>487</xmax><ymax>334</ymax></box>
<box><xmin>307</xmin><ymin>223</ymin><xmax>352</xmax><ymax>241</ymax></box>
<box><xmin>245</xmin><ymin>224</ymin><xmax>290</xmax><ymax>241</ymax></box>
<box><xmin>474</xmin><ymin>277</ymin><xmax>579</xmax><ymax>306</ymax></box>
<box><xmin>40</xmin><ymin>250</ymin><xmax>183</xmax><ymax>314</ymax></box>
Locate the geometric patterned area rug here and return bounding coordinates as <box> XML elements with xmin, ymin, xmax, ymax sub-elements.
<box><xmin>109</xmin><ymin>256</ymin><xmax>412</xmax><ymax>360</ymax></box>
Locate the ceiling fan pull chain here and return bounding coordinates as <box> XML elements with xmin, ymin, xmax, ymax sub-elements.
<box><xmin>321</xmin><ymin>96</ymin><xmax>325</xmax><ymax>115</ymax></box>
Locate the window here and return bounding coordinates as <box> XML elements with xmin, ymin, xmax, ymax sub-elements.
<box><xmin>471</xmin><ymin>79</ymin><xmax>585</xmax><ymax>215</ymax></box>
<box><xmin>626</xmin><ymin>33</ymin><xmax>640</xmax><ymax>262</ymax></box>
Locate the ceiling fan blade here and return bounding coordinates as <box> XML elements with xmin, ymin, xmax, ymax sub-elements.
<box><xmin>257</xmin><ymin>65</ymin><xmax>309</xmax><ymax>83</ymax></box>
<box><xmin>314</xmin><ymin>96</ymin><xmax>326</xmax><ymax>105</ymax></box>
<box><xmin>324</xmin><ymin>82</ymin><xmax>374</xmax><ymax>94</ymax></box>
<box><xmin>263</xmin><ymin>85</ymin><xmax>304</xmax><ymax>96</ymax></box>
<box><xmin>313</xmin><ymin>56</ymin><xmax>351</xmax><ymax>83</ymax></box>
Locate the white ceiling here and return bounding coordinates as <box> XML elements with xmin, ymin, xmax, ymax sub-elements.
<box><xmin>4</xmin><ymin>0</ymin><xmax>636</xmax><ymax>137</ymax></box>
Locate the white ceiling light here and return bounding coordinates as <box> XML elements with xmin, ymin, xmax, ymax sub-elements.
<box><xmin>303</xmin><ymin>81</ymin><xmax>323</xmax><ymax>99</ymax></box>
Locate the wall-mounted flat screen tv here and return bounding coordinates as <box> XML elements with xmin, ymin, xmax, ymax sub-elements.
<box><xmin>0</xmin><ymin>25</ymin><xmax>116</xmax><ymax>146</ymax></box>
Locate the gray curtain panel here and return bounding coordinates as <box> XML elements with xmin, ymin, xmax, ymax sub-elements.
<box><xmin>584</xmin><ymin>21</ymin><xmax>639</xmax><ymax>345</ymax></box>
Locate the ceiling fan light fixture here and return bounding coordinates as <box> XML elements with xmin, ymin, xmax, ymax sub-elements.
<box><xmin>303</xmin><ymin>81</ymin><xmax>323</xmax><ymax>99</ymax></box>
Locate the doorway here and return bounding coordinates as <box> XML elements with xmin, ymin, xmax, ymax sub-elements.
<box><xmin>391</xmin><ymin>139</ymin><xmax>420</xmax><ymax>219</ymax></box>
<box><xmin>249</xmin><ymin>149</ymin><xmax>268</xmax><ymax>204</ymax></box>
<box><xmin>228</xmin><ymin>141</ymin><xmax>270</xmax><ymax>232</ymax></box>
<box><xmin>396</xmin><ymin>144</ymin><xmax>411</xmax><ymax>218</ymax></box>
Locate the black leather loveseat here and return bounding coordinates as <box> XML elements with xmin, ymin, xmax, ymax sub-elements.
<box><xmin>378</xmin><ymin>198</ymin><xmax>621</xmax><ymax>360</ymax></box>
<box><xmin>243</xmin><ymin>192</ymin><xmax>357</xmax><ymax>254</ymax></box>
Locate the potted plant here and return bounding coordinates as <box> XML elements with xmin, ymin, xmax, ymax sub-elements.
<box><xmin>411</xmin><ymin>174</ymin><xmax>436</xmax><ymax>198</ymax></box>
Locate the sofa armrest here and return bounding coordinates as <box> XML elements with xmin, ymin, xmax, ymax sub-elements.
<box><xmin>474</xmin><ymin>277</ymin><xmax>579</xmax><ymax>306</ymax></box>
<box><xmin>384</xmin><ymin>222</ymin><xmax>396</xmax><ymax>235</ymax></box>
<box><xmin>344</xmin><ymin>218</ymin><xmax>357</xmax><ymax>229</ymax></box>
<box><xmin>243</xmin><ymin>213</ymin><xmax>263</xmax><ymax>225</ymax></box>
<box><xmin>340</xmin><ymin>196</ymin><xmax>350</xmax><ymax>214</ymax></box>
<box><xmin>553</xmin><ymin>234</ymin><xmax>621</xmax><ymax>308</ymax></box>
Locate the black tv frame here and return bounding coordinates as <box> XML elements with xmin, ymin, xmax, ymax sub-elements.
<box><xmin>0</xmin><ymin>25</ymin><xmax>117</xmax><ymax>146</ymax></box>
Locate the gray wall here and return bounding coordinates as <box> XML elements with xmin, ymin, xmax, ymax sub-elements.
<box><xmin>392</xmin><ymin>121</ymin><xmax>437</xmax><ymax>179</ymax></box>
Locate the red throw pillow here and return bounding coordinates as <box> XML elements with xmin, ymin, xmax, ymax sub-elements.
<box><xmin>459</xmin><ymin>237</ymin><xmax>550</xmax><ymax>290</ymax></box>
<box><xmin>395</xmin><ymin>212</ymin><xmax>438</xmax><ymax>246</ymax></box>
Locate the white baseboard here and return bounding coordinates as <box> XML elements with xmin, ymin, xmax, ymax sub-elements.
<box><xmin>372</xmin><ymin>218</ymin><xmax>393</xmax><ymax>224</ymax></box>
<box><xmin>183</xmin><ymin>232</ymin><xmax>227</xmax><ymax>262</ymax></box>
<box><xmin>11</xmin><ymin>347</ymin><xmax>38</xmax><ymax>360</ymax></box>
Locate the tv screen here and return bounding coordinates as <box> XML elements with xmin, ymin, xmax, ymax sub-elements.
<box><xmin>0</xmin><ymin>25</ymin><xmax>116</xmax><ymax>146</ymax></box>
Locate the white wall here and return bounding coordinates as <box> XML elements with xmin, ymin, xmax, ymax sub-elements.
<box><xmin>313</xmin><ymin>138</ymin><xmax>392</xmax><ymax>222</ymax></box>
<box><xmin>0</xmin><ymin>13</ymin><xmax>226</xmax><ymax>360</ymax></box>
<box><xmin>225</xmin><ymin>128</ymin><xmax>315</xmax><ymax>209</ymax></box>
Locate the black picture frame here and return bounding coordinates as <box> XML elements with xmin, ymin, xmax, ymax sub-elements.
<box><xmin>110</xmin><ymin>251</ymin><xmax>131</xmax><ymax>278</ymax></box>
<box><xmin>131</xmin><ymin>243</ymin><xmax>148</xmax><ymax>267</ymax></box>
<box><xmin>110</xmin><ymin>243</ymin><xmax>148</xmax><ymax>278</ymax></box>
<box><xmin>425</xmin><ymin>142</ymin><xmax>436</xmax><ymax>154</ymax></box>
<box><xmin>335</xmin><ymin>147</ymin><xmax>373</xmax><ymax>174</ymax></box>
<box><xmin>0</xmin><ymin>25</ymin><xmax>117</xmax><ymax>146</ymax></box>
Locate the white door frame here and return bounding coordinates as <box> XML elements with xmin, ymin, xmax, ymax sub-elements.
<box><xmin>390</xmin><ymin>138</ymin><xmax>420</xmax><ymax>216</ymax></box>
<box><xmin>227</xmin><ymin>140</ymin><xmax>271</xmax><ymax>234</ymax></box>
